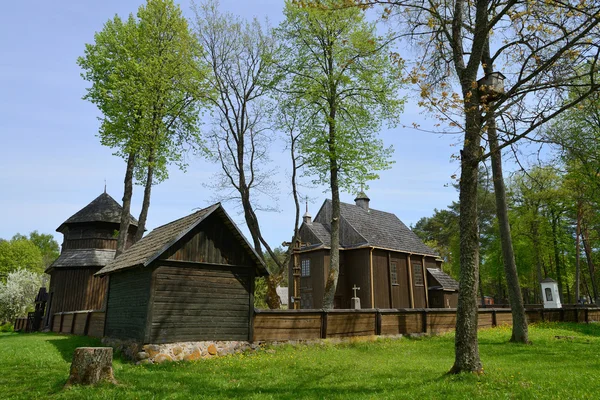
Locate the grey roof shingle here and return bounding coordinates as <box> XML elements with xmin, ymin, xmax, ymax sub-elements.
<box><xmin>57</xmin><ymin>192</ymin><xmax>137</xmax><ymax>232</ymax></box>
<box><xmin>96</xmin><ymin>204</ymin><xmax>266</xmax><ymax>276</ymax></box>
<box><xmin>305</xmin><ymin>222</ymin><xmax>331</xmax><ymax>245</ymax></box>
<box><xmin>308</xmin><ymin>200</ymin><xmax>437</xmax><ymax>256</ymax></box>
<box><xmin>427</xmin><ymin>268</ymin><xmax>459</xmax><ymax>291</ymax></box>
<box><xmin>47</xmin><ymin>249</ymin><xmax>116</xmax><ymax>271</ymax></box>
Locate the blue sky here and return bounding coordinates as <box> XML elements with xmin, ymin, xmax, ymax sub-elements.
<box><xmin>0</xmin><ymin>0</ymin><xmax>461</xmax><ymax>248</ymax></box>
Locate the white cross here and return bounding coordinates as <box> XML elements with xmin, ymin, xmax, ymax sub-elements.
<box><xmin>352</xmin><ymin>285</ymin><xmax>360</xmax><ymax>298</ymax></box>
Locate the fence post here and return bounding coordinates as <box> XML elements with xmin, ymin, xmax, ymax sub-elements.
<box><xmin>492</xmin><ymin>310</ymin><xmax>497</xmax><ymax>327</ymax></box>
<box><xmin>84</xmin><ymin>312</ymin><xmax>92</xmax><ymax>336</ymax></box>
<box><xmin>375</xmin><ymin>310</ymin><xmax>382</xmax><ymax>336</ymax></box>
<box><xmin>560</xmin><ymin>309</ymin><xmax>565</xmax><ymax>322</ymax></box>
<box><xmin>540</xmin><ymin>309</ymin><xmax>544</xmax><ymax>322</ymax></box>
<box><xmin>59</xmin><ymin>313</ymin><xmax>64</xmax><ymax>333</ymax></box>
<box><xmin>321</xmin><ymin>309</ymin><xmax>328</xmax><ymax>339</ymax></box>
<box><xmin>585</xmin><ymin>308</ymin><xmax>589</xmax><ymax>323</ymax></box>
<box><xmin>422</xmin><ymin>310</ymin><xmax>428</xmax><ymax>333</ymax></box>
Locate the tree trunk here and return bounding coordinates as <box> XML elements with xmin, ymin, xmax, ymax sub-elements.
<box><xmin>551</xmin><ymin>212</ymin><xmax>564</xmax><ymax>303</ymax></box>
<box><xmin>65</xmin><ymin>347</ymin><xmax>116</xmax><ymax>387</ymax></box>
<box><xmin>323</xmin><ymin>105</ymin><xmax>340</xmax><ymax>310</ymax></box>
<box><xmin>478</xmin><ymin>271</ymin><xmax>485</xmax><ymax>307</ymax></box>
<box><xmin>450</xmin><ymin>103</ymin><xmax>483</xmax><ymax>374</ymax></box>
<box><xmin>563</xmin><ymin>251</ymin><xmax>571</xmax><ymax>303</ymax></box>
<box><xmin>487</xmin><ymin>118</ymin><xmax>529</xmax><ymax>343</ymax></box>
<box><xmin>582</xmin><ymin>269</ymin><xmax>592</xmax><ymax>302</ymax></box>
<box><xmin>531</xmin><ymin>214</ymin><xmax>544</xmax><ymax>303</ymax></box>
<box><xmin>116</xmin><ymin>152</ymin><xmax>136</xmax><ymax>257</ymax></box>
<box><xmin>582</xmin><ymin>222</ymin><xmax>599</xmax><ymax>303</ymax></box>
<box><xmin>575</xmin><ymin>201</ymin><xmax>582</xmax><ymax>303</ymax></box>
<box><xmin>134</xmin><ymin>150</ymin><xmax>155</xmax><ymax>243</ymax></box>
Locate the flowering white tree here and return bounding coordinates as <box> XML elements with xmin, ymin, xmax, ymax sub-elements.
<box><xmin>0</xmin><ymin>269</ymin><xmax>48</xmax><ymax>323</ymax></box>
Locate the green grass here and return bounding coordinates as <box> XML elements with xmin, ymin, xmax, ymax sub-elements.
<box><xmin>2</xmin><ymin>323</ymin><xmax>600</xmax><ymax>399</ymax></box>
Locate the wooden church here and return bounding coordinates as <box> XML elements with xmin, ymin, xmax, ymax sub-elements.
<box><xmin>289</xmin><ymin>192</ymin><xmax>458</xmax><ymax>309</ymax></box>
<box><xmin>44</xmin><ymin>192</ymin><xmax>138</xmax><ymax>329</ymax></box>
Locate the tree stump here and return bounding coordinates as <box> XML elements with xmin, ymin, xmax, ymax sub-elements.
<box><xmin>65</xmin><ymin>347</ymin><xmax>117</xmax><ymax>386</ymax></box>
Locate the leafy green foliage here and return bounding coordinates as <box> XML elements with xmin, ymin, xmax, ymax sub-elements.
<box><xmin>0</xmin><ymin>232</ymin><xmax>60</xmax><ymax>279</ymax></box>
<box><xmin>253</xmin><ymin>277</ymin><xmax>269</xmax><ymax>309</ymax></box>
<box><xmin>0</xmin><ymin>236</ymin><xmax>44</xmax><ymax>279</ymax></box>
<box><xmin>28</xmin><ymin>231</ymin><xmax>60</xmax><ymax>269</ymax></box>
<box><xmin>77</xmin><ymin>0</ymin><xmax>210</xmax><ymax>183</ymax></box>
<box><xmin>277</xmin><ymin>0</ymin><xmax>403</xmax><ymax>192</ymax></box>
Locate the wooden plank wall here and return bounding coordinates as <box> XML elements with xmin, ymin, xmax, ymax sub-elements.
<box><xmin>327</xmin><ymin>312</ymin><xmax>376</xmax><ymax>337</ymax></box>
<box><xmin>14</xmin><ymin>318</ymin><xmax>27</xmax><ymax>331</ymax></box>
<box><xmin>105</xmin><ymin>267</ymin><xmax>152</xmax><ymax>341</ymax></box>
<box><xmin>162</xmin><ymin>213</ymin><xmax>252</xmax><ymax>267</ymax></box>
<box><xmin>254</xmin><ymin>307</ymin><xmax>600</xmax><ymax>342</ymax></box>
<box><xmin>88</xmin><ymin>312</ymin><xmax>106</xmax><ymax>337</ymax></box>
<box><xmin>148</xmin><ymin>264</ymin><xmax>251</xmax><ymax>343</ymax></box>
<box><xmin>50</xmin><ymin>311</ymin><xmax>105</xmax><ymax>337</ymax></box>
<box><xmin>253</xmin><ymin>312</ymin><xmax>322</xmax><ymax>341</ymax></box>
<box><xmin>48</xmin><ymin>268</ymin><xmax>108</xmax><ymax>315</ymax></box>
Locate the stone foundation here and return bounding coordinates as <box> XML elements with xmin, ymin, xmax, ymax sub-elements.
<box><xmin>101</xmin><ymin>338</ymin><xmax>255</xmax><ymax>364</ymax></box>
<box><xmin>101</xmin><ymin>334</ymin><xmax>414</xmax><ymax>365</ymax></box>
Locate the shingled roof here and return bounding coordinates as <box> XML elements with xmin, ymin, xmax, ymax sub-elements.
<box><xmin>427</xmin><ymin>267</ymin><xmax>459</xmax><ymax>291</ymax></box>
<box><xmin>306</xmin><ymin>199</ymin><xmax>437</xmax><ymax>256</ymax></box>
<box><xmin>96</xmin><ymin>203</ymin><xmax>266</xmax><ymax>276</ymax></box>
<box><xmin>47</xmin><ymin>249</ymin><xmax>116</xmax><ymax>272</ymax></box>
<box><xmin>57</xmin><ymin>192</ymin><xmax>137</xmax><ymax>233</ymax></box>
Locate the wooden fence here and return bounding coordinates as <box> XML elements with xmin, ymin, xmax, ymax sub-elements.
<box><xmin>253</xmin><ymin>307</ymin><xmax>600</xmax><ymax>341</ymax></box>
<box><xmin>49</xmin><ymin>311</ymin><xmax>105</xmax><ymax>337</ymax></box>
<box><xmin>14</xmin><ymin>307</ymin><xmax>600</xmax><ymax>343</ymax></box>
<box><xmin>14</xmin><ymin>317</ymin><xmax>28</xmax><ymax>331</ymax></box>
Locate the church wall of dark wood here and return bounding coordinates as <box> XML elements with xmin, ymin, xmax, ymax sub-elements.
<box><xmin>47</xmin><ymin>268</ymin><xmax>108</xmax><ymax>316</ymax></box>
<box><xmin>341</xmin><ymin>249</ymin><xmax>372</xmax><ymax>309</ymax></box>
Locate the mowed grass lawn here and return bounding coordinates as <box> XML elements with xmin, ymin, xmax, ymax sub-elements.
<box><xmin>1</xmin><ymin>323</ymin><xmax>600</xmax><ymax>399</ymax></box>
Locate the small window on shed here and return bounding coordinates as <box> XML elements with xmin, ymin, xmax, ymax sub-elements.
<box><xmin>390</xmin><ymin>262</ymin><xmax>398</xmax><ymax>285</ymax></box>
<box><xmin>545</xmin><ymin>287</ymin><xmax>553</xmax><ymax>302</ymax></box>
<box><xmin>413</xmin><ymin>262</ymin><xmax>424</xmax><ymax>286</ymax></box>
<box><xmin>301</xmin><ymin>259</ymin><xmax>311</xmax><ymax>277</ymax></box>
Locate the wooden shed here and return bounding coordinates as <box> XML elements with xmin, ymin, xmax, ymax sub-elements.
<box><xmin>426</xmin><ymin>267</ymin><xmax>459</xmax><ymax>308</ymax></box>
<box><xmin>45</xmin><ymin>192</ymin><xmax>138</xmax><ymax>328</ymax></box>
<box><xmin>289</xmin><ymin>193</ymin><xmax>459</xmax><ymax>309</ymax></box>
<box><xmin>96</xmin><ymin>203</ymin><xmax>267</xmax><ymax>344</ymax></box>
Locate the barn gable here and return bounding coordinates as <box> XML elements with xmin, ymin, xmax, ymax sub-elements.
<box><xmin>161</xmin><ymin>212</ymin><xmax>254</xmax><ymax>267</ymax></box>
<box><xmin>96</xmin><ymin>204</ymin><xmax>266</xmax><ymax>277</ymax></box>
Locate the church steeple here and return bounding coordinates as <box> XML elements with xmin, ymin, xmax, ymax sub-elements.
<box><xmin>354</xmin><ymin>186</ymin><xmax>370</xmax><ymax>211</ymax></box>
<box><xmin>302</xmin><ymin>198</ymin><xmax>312</xmax><ymax>225</ymax></box>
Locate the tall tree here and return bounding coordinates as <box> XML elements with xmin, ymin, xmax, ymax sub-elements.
<box><xmin>0</xmin><ymin>236</ymin><xmax>44</xmax><ymax>280</ymax></box>
<box><xmin>78</xmin><ymin>0</ymin><xmax>208</xmax><ymax>254</ymax></box>
<box><xmin>278</xmin><ymin>0</ymin><xmax>403</xmax><ymax>308</ymax></box>
<box><xmin>27</xmin><ymin>231</ymin><xmax>60</xmax><ymax>270</ymax></box>
<box><xmin>192</xmin><ymin>0</ymin><xmax>303</xmax><ymax>308</ymax></box>
<box><xmin>348</xmin><ymin>0</ymin><xmax>600</xmax><ymax>372</ymax></box>
<box><xmin>481</xmin><ymin>42</ymin><xmax>528</xmax><ymax>343</ymax></box>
